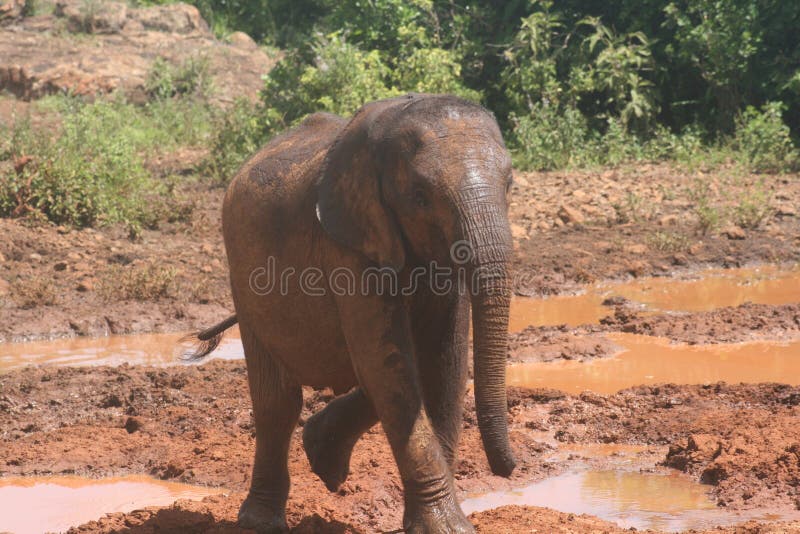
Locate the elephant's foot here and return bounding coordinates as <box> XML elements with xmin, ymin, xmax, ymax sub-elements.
<box><xmin>302</xmin><ymin>410</ymin><xmax>354</xmax><ymax>492</ymax></box>
<box><xmin>403</xmin><ymin>496</ymin><xmax>475</xmax><ymax>534</ymax></box>
<box><xmin>238</xmin><ymin>493</ymin><xmax>288</xmax><ymax>534</ymax></box>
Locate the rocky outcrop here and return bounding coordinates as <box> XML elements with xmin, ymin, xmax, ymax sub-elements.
<box><xmin>0</xmin><ymin>2</ymin><xmax>275</xmax><ymax>105</ymax></box>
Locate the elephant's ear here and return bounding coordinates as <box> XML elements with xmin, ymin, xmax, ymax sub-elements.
<box><xmin>316</xmin><ymin>101</ymin><xmax>406</xmax><ymax>271</ymax></box>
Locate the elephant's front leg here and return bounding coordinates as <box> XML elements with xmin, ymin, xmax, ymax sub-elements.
<box><xmin>412</xmin><ymin>291</ymin><xmax>470</xmax><ymax>470</ymax></box>
<box><xmin>335</xmin><ymin>290</ymin><xmax>474</xmax><ymax>534</ymax></box>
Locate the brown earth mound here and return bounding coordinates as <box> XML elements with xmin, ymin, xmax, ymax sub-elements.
<box><xmin>599</xmin><ymin>302</ymin><xmax>800</xmax><ymax>344</ymax></box>
<box><xmin>0</xmin><ymin>1</ymin><xmax>275</xmax><ymax>105</ymax></box>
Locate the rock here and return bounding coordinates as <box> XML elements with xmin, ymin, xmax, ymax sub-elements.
<box><xmin>76</xmin><ymin>279</ymin><xmax>94</xmax><ymax>292</ymax></box>
<box><xmin>658</xmin><ymin>214</ymin><xmax>679</xmax><ymax>226</ymax></box>
<box><xmin>776</xmin><ymin>204</ymin><xmax>796</xmax><ymax>217</ymax></box>
<box><xmin>0</xmin><ymin>4</ymin><xmax>276</xmax><ymax>105</ymax></box>
<box><xmin>128</xmin><ymin>3</ymin><xmax>209</xmax><ymax>35</ymax></box>
<box><xmin>0</xmin><ymin>251</ymin><xmax>6</xmax><ymax>263</ymax></box>
<box><xmin>623</xmin><ymin>244</ymin><xmax>647</xmax><ymax>255</ymax></box>
<box><xmin>571</xmin><ymin>189</ymin><xmax>588</xmax><ymax>202</ymax></box>
<box><xmin>510</xmin><ymin>223</ymin><xmax>528</xmax><ymax>240</ymax></box>
<box><xmin>124</xmin><ymin>416</ymin><xmax>144</xmax><ymax>433</ymax></box>
<box><xmin>54</xmin><ymin>0</ymin><xmax>128</xmax><ymax>34</ymax></box>
<box><xmin>557</xmin><ymin>204</ymin><xmax>584</xmax><ymax>225</ymax></box>
<box><xmin>723</xmin><ymin>225</ymin><xmax>746</xmax><ymax>240</ymax></box>
<box><xmin>671</xmin><ymin>253</ymin><xmax>688</xmax><ymax>266</ymax></box>
<box><xmin>28</xmin><ymin>252</ymin><xmax>42</xmax><ymax>262</ymax></box>
<box><xmin>688</xmin><ymin>242</ymin><xmax>703</xmax><ymax>256</ymax></box>
<box><xmin>0</xmin><ymin>277</ymin><xmax>9</xmax><ymax>296</ymax></box>
<box><xmin>228</xmin><ymin>31</ymin><xmax>257</xmax><ymax>50</ymax></box>
<box><xmin>200</xmin><ymin>243</ymin><xmax>214</xmax><ymax>255</ymax></box>
<box><xmin>200</xmin><ymin>265</ymin><xmax>213</xmax><ymax>273</ymax></box>
<box><xmin>0</xmin><ymin>0</ymin><xmax>22</xmax><ymax>21</ymax></box>
<box><xmin>514</xmin><ymin>174</ymin><xmax>530</xmax><ymax>187</ymax></box>
<box><xmin>53</xmin><ymin>261</ymin><xmax>68</xmax><ymax>271</ymax></box>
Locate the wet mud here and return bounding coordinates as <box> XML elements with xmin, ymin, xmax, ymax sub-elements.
<box><xmin>3</xmin><ymin>360</ymin><xmax>800</xmax><ymax>532</ymax></box>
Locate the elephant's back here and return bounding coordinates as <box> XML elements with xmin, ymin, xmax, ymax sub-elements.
<box><xmin>224</xmin><ymin>112</ymin><xmax>347</xmax><ymax>211</ymax></box>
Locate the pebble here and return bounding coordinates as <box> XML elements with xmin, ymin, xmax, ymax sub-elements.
<box><xmin>723</xmin><ymin>226</ymin><xmax>746</xmax><ymax>240</ymax></box>
<box><xmin>557</xmin><ymin>204</ymin><xmax>584</xmax><ymax>225</ymax></box>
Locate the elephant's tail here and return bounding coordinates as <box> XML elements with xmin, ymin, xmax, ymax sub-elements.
<box><xmin>180</xmin><ymin>314</ymin><xmax>238</xmax><ymax>360</ymax></box>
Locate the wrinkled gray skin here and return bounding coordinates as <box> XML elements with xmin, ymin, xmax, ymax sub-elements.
<box><xmin>197</xmin><ymin>94</ymin><xmax>516</xmax><ymax>533</ymax></box>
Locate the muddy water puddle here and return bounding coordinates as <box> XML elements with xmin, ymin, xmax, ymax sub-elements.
<box><xmin>461</xmin><ymin>469</ymin><xmax>792</xmax><ymax>532</ymax></box>
<box><xmin>510</xmin><ymin>264</ymin><xmax>800</xmax><ymax>330</ymax></box>
<box><xmin>0</xmin><ymin>329</ymin><xmax>243</xmax><ymax>373</ymax></box>
<box><xmin>508</xmin><ymin>333</ymin><xmax>800</xmax><ymax>394</ymax></box>
<box><xmin>0</xmin><ymin>475</ymin><xmax>226</xmax><ymax>534</ymax></box>
<box><xmin>463</xmin><ymin>443</ymin><xmax>799</xmax><ymax>531</ymax></box>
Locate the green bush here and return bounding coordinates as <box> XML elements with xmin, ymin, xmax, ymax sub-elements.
<box><xmin>0</xmin><ymin>96</ymin><xmax>212</xmax><ymax>229</ymax></box>
<box><xmin>733</xmin><ymin>102</ymin><xmax>798</xmax><ymax>173</ymax></box>
<box><xmin>205</xmin><ymin>98</ymin><xmax>268</xmax><ymax>182</ymax></box>
<box><xmin>145</xmin><ymin>56</ymin><xmax>213</xmax><ymax>101</ymax></box>
<box><xmin>510</xmin><ymin>103</ymin><xmax>588</xmax><ymax>171</ymax></box>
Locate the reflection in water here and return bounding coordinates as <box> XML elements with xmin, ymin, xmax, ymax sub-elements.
<box><xmin>0</xmin><ymin>329</ymin><xmax>243</xmax><ymax>373</ymax></box>
<box><xmin>461</xmin><ymin>470</ymin><xmax>794</xmax><ymax>532</ymax></box>
<box><xmin>510</xmin><ymin>265</ymin><xmax>800</xmax><ymax>330</ymax></box>
<box><xmin>508</xmin><ymin>333</ymin><xmax>800</xmax><ymax>394</ymax></box>
<box><xmin>0</xmin><ymin>475</ymin><xmax>226</xmax><ymax>534</ymax></box>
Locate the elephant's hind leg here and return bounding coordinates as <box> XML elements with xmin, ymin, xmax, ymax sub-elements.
<box><xmin>302</xmin><ymin>387</ymin><xmax>377</xmax><ymax>491</ymax></box>
<box><xmin>238</xmin><ymin>325</ymin><xmax>302</xmax><ymax>534</ymax></box>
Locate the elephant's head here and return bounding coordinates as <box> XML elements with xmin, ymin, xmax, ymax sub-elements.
<box><xmin>317</xmin><ymin>93</ymin><xmax>516</xmax><ymax>477</ymax></box>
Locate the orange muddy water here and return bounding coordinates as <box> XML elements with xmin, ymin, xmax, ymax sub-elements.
<box><xmin>508</xmin><ymin>333</ymin><xmax>800</xmax><ymax>394</ymax></box>
<box><xmin>0</xmin><ymin>475</ymin><xmax>226</xmax><ymax>534</ymax></box>
<box><xmin>0</xmin><ymin>328</ymin><xmax>242</xmax><ymax>372</ymax></box>
<box><xmin>509</xmin><ymin>264</ymin><xmax>800</xmax><ymax>330</ymax></box>
<box><xmin>461</xmin><ymin>469</ymin><xmax>794</xmax><ymax>532</ymax></box>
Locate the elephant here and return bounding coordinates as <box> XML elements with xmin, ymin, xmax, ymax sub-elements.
<box><xmin>189</xmin><ymin>93</ymin><xmax>516</xmax><ymax>533</ymax></box>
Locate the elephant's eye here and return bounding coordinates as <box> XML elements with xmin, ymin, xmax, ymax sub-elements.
<box><xmin>412</xmin><ymin>188</ymin><xmax>429</xmax><ymax>208</ymax></box>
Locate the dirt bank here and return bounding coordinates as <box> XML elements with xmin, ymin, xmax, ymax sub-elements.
<box><xmin>1</xmin><ymin>164</ymin><xmax>799</xmax><ymax>342</ymax></box>
<box><xmin>3</xmin><ymin>361</ymin><xmax>800</xmax><ymax>531</ymax></box>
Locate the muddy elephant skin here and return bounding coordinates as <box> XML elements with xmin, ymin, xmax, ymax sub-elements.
<box><xmin>199</xmin><ymin>94</ymin><xmax>516</xmax><ymax>533</ymax></box>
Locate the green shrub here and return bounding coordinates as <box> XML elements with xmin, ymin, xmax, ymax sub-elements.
<box><xmin>145</xmin><ymin>56</ymin><xmax>213</xmax><ymax>101</ymax></box>
<box><xmin>733</xmin><ymin>182</ymin><xmax>773</xmax><ymax>229</ymax></box>
<box><xmin>510</xmin><ymin>102</ymin><xmax>588</xmax><ymax>171</ymax></box>
<box><xmin>205</xmin><ymin>98</ymin><xmax>268</xmax><ymax>181</ymax></box>
<box><xmin>99</xmin><ymin>263</ymin><xmax>177</xmax><ymax>301</ymax></box>
<box><xmin>733</xmin><ymin>102</ymin><xmax>798</xmax><ymax>173</ymax></box>
<box><xmin>0</xmin><ymin>96</ymin><xmax>211</xmax><ymax>229</ymax></box>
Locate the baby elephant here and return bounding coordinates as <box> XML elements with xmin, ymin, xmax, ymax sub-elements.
<box><xmin>191</xmin><ymin>94</ymin><xmax>516</xmax><ymax>533</ymax></box>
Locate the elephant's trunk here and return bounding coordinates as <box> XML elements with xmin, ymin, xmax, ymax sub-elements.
<box><xmin>461</xmin><ymin>194</ymin><xmax>516</xmax><ymax>478</ymax></box>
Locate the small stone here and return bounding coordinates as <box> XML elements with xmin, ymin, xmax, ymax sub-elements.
<box><xmin>776</xmin><ymin>204</ymin><xmax>796</xmax><ymax>217</ymax></box>
<box><xmin>515</xmin><ymin>174</ymin><xmax>530</xmax><ymax>187</ymax></box>
<box><xmin>659</xmin><ymin>214</ymin><xmax>679</xmax><ymax>226</ymax></box>
<box><xmin>67</xmin><ymin>252</ymin><xmax>82</xmax><ymax>261</ymax></box>
<box><xmin>672</xmin><ymin>253</ymin><xmax>688</xmax><ymax>266</ymax></box>
<box><xmin>624</xmin><ymin>244</ymin><xmax>647</xmax><ymax>255</ymax></box>
<box><xmin>200</xmin><ymin>265</ymin><xmax>213</xmax><ymax>273</ymax></box>
<box><xmin>0</xmin><ymin>278</ymin><xmax>9</xmax><ymax>297</ymax></box>
<box><xmin>688</xmin><ymin>243</ymin><xmax>703</xmax><ymax>256</ymax></box>
<box><xmin>76</xmin><ymin>279</ymin><xmax>94</xmax><ymax>292</ymax></box>
<box><xmin>0</xmin><ymin>251</ymin><xmax>5</xmax><ymax>263</ymax></box>
<box><xmin>56</xmin><ymin>225</ymin><xmax>70</xmax><ymax>234</ymax></box>
<box><xmin>200</xmin><ymin>243</ymin><xmax>214</xmax><ymax>255</ymax></box>
<box><xmin>510</xmin><ymin>223</ymin><xmax>528</xmax><ymax>240</ymax></box>
<box><xmin>557</xmin><ymin>204</ymin><xmax>584</xmax><ymax>225</ymax></box>
<box><xmin>124</xmin><ymin>417</ymin><xmax>143</xmax><ymax>434</ymax></box>
<box><xmin>29</xmin><ymin>253</ymin><xmax>42</xmax><ymax>262</ymax></box>
<box><xmin>723</xmin><ymin>226</ymin><xmax>746</xmax><ymax>240</ymax></box>
<box><xmin>54</xmin><ymin>261</ymin><xmax>68</xmax><ymax>271</ymax></box>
